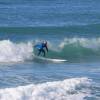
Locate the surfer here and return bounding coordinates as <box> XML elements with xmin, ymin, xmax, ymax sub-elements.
<box><xmin>34</xmin><ymin>41</ymin><xmax>48</xmax><ymax>57</ymax></box>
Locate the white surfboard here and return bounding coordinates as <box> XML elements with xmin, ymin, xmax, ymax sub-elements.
<box><xmin>34</xmin><ymin>56</ymin><xmax>67</xmax><ymax>63</ymax></box>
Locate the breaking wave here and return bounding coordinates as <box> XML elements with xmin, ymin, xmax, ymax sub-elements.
<box><xmin>47</xmin><ymin>37</ymin><xmax>100</xmax><ymax>61</ymax></box>
<box><xmin>0</xmin><ymin>40</ymin><xmax>33</xmax><ymax>62</ymax></box>
<box><xmin>0</xmin><ymin>77</ymin><xmax>91</xmax><ymax>100</ymax></box>
<box><xmin>0</xmin><ymin>38</ymin><xmax>100</xmax><ymax>63</ymax></box>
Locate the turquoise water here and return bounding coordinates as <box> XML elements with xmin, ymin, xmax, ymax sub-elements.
<box><xmin>0</xmin><ymin>0</ymin><xmax>100</xmax><ymax>100</ymax></box>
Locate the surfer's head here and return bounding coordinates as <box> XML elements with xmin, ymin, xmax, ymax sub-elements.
<box><xmin>43</xmin><ymin>41</ymin><xmax>47</xmax><ymax>45</ymax></box>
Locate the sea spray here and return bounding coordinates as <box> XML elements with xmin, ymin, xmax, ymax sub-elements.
<box><xmin>0</xmin><ymin>40</ymin><xmax>33</xmax><ymax>62</ymax></box>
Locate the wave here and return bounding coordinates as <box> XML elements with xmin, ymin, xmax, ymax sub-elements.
<box><xmin>0</xmin><ymin>38</ymin><xmax>100</xmax><ymax>63</ymax></box>
<box><xmin>0</xmin><ymin>77</ymin><xmax>91</xmax><ymax>100</ymax></box>
<box><xmin>46</xmin><ymin>37</ymin><xmax>100</xmax><ymax>61</ymax></box>
<box><xmin>0</xmin><ymin>40</ymin><xmax>33</xmax><ymax>62</ymax></box>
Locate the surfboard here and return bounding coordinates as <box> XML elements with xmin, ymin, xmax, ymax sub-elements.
<box><xmin>34</xmin><ymin>56</ymin><xmax>67</xmax><ymax>63</ymax></box>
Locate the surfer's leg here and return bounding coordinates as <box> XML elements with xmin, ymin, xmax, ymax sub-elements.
<box><xmin>38</xmin><ymin>49</ymin><xmax>41</xmax><ymax>56</ymax></box>
<box><xmin>42</xmin><ymin>49</ymin><xmax>45</xmax><ymax>57</ymax></box>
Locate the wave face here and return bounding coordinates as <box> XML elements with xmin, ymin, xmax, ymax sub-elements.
<box><xmin>0</xmin><ymin>40</ymin><xmax>33</xmax><ymax>62</ymax></box>
<box><xmin>0</xmin><ymin>38</ymin><xmax>100</xmax><ymax>62</ymax></box>
<box><xmin>0</xmin><ymin>77</ymin><xmax>91</xmax><ymax>100</ymax></box>
<box><xmin>46</xmin><ymin>37</ymin><xmax>100</xmax><ymax>61</ymax></box>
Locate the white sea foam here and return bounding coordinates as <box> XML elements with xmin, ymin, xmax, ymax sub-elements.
<box><xmin>0</xmin><ymin>40</ymin><xmax>33</xmax><ymax>62</ymax></box>
<box><xmin>0</xmin><ymin>77</ymin><xmax>91</xmax><ymax>100</ymax></box>
<box><xmin>59</xmin><ymin>37</ymin><xmax>100</xmax><ymax>50</ymax></box>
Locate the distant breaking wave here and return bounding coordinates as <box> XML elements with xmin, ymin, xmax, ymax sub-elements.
<box><xmin>0</xmin><ymin>38</ymin><xmax>100</xmax><ymax>63</ymax></box>
<box><xmin>0</xmin><ymin>77</ymin><xmax>91</xmax><ymax>100</ymax></box>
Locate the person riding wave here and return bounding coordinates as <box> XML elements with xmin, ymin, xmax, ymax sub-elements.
<box><xmin>34</xmin><ymin>41</ymin><xmax>48</xmax><ymax>57</ymax></box>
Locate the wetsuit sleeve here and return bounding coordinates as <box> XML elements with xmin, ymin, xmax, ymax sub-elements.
<box><xmin>34</xmin><ymin>44</ymin><xmax>42</xmax><ymax>49</ymax></box>
<box><xmin>45</xmin><ymin>45</ymin><xmax>48</xmax><ymax>52</ymax></box>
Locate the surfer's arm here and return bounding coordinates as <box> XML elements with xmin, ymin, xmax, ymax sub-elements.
<box><xmin>45</xmin><ymin>45</ymin><xmax>48</xmax><ymax>52</ymax></box>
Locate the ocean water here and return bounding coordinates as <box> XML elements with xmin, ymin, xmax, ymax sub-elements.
<box><xmin>0</xmin><ymin>0</ymin><xmax>100</xmax><ymax>100</ymax></box>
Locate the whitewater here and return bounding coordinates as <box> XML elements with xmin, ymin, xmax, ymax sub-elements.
<box><xmin>0</xmin><ymin>40</ymin><xmax>33</xmax><ymax>62</ymax></box>
<box><xmin>0</xmin><ymin>77</ymin><xmax>91</xmax><ymax>100</ymax></box>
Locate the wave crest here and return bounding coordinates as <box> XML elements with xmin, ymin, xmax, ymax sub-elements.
<box><xmin>46</xmin><ymin>38</ymin><xmax>100</xmax><ymax>61</ymax></box>
<box><xmin>0</xmin><ymin>40</ymin><xmax>33</xmax><ymax>62</ymax></box>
